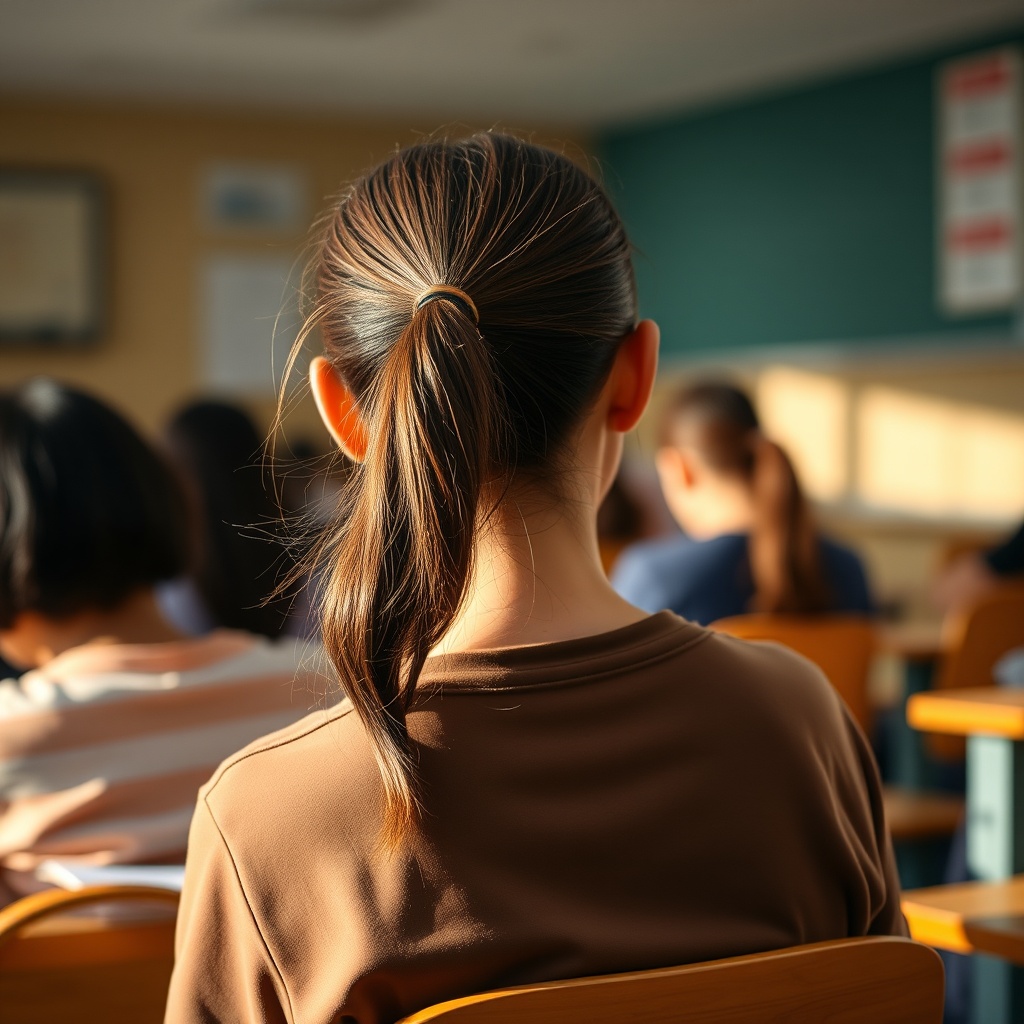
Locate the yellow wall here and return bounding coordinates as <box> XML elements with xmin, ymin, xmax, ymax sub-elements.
<box><xmin>0</xmin><ymin>95</ymin><xmax>585</xmax><ymax>440</ymax></box>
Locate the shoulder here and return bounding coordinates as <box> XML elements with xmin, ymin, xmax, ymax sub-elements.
<box><xmin>204</xmin><ymin>634</ymin><xmax>336</xmax><ymax>699</ymax></box>
<box><xmin>613</xmin><ymin>534</ymin><xmax>749</xmax><ymax>619</ymax></box>
<box><xmin>0</xmin><ymin>668</ymin><xmax>57</xmax><ymax>718</ymax></box>
<box><xmin>203</xmin><ymin>697</ymin><xmax>357</xmax><ymax>796</ymax></box>
<box><xmin>613</xmin><ymin>534</ymin><xmax>742</xmax><ymax>589</ymax></box>
<box><xmin>690</xmin><ymin>626</ymin><xmax>850</xmax><ymax>735</ymax></box>
<box><xmin>634</xmin><ymin>612</ymin><xmax>839</xmax><ymax>711</ymax></box>
<box><xmin>613</xmin><ymin>534</ymin><xmax>689</xmax><ymax>575</ymax></box>
<box><xmin>817</xmin><ymin>536</ymin><xmax>875</xmax><ymax>612</ymax></box>
<box><xmin>818</xmin><ymin>535</ymin><xmax>865</xmax><ymax>571</ymax></box>
<box><xmin>194</xmin><ymin>694</ymin><xmax>389</xmax><ymax>897</ymax></box>
<box><xmin>619</xmin><ymin>619</ymin><xmax>864</xmax><ymax>786</ymax></box>
<box><xmin>0</xmin><ymin>660</ymin><xmax>124</xmax><ymax>718</ymax></box>
<box><xmin>211</xmin><ymin>633</ymin><xmax>326</xmax><ymax>676</ymax></box>
<box><xmin>198</xmin><ymin>695</ymin><xmax>380</xmax><ymax>843</ymax></box>
<box><xmin>611</xmin><ymin>536</ymin><xmax>690</xmax><ymax>612</ymax></box>
<box><xmin>697</xmin><ymin>626</ymin><xmax>832</xmax><ymax>694</ymax></box>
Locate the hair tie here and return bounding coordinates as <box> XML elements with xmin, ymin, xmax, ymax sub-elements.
<box><xmin>414</xmin><ymin>286</ymin><xmax>480</xmax><ymax>325</ymax></box>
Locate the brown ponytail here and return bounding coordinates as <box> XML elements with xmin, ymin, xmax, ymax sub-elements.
<box><xmin>319</xmin><ymin>301</ymin><xmax>496</xmax><ymax>844</ymax></box>
<box><xmin>747</xmin><ymin>436</ymin><xmax>830</xmax><ymax>614</ymax></box>
<box><xmin>289</xmin><ymin>134</ymin><xmax>637</xmax><ymax>844</ymax></box>
<box><xmin>660</xmin><ymin>383</ymin><xmax>831</xmax><ymax>616</ymax></box>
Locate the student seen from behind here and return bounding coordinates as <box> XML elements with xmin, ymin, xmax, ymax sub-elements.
<box><xmin>0</xmin><ymin>380</ymin><xmax>324</xmax><ymax>904</ymax></box>
<box><xmin>932</xmin><ymin>516</ymin><xmax>1024</xmax><ymax>614</ymax></box>
<box><xmin>612</xmin><ymin>382</ymin><xmax>874</xmax><ymax>625</ymax></box>
<box><xmin>158</xmin><ymin>399</ymin><xmax>304</xmax><ymax>639</ymax></box>
<box><xmin>166</xmin><ymin>134</ymin><xmax>905</xmax><ymax>1024</ymax></box>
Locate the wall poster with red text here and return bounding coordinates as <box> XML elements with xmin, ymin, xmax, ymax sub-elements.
<box><xmin>939</xmin><ymin>47</ymin><xmax>1022</xmax><ymax>314</ymax></box>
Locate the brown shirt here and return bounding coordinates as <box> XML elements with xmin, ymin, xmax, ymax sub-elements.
<box><xmin>166</xmin><ymin>613</ymin><xmax>906</xmax><ymax>1024</ymax></box>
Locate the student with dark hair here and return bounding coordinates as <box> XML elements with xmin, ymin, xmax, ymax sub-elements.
<box><xmin>0</xmin><ymin>381</ymin><xmax>190</xmax><ymax>632</ymax></box>
<box><xmin>159</xmin><ymin>399</ymin><xmax>299</xmax><ymax>638</ymax></box>
<box><xmin>0</xmin><ymin>379</ymin><xmax>323</xmax><ymax>904</ymax></box>
<box><xmin>932</xmin><ymin>517</ymin><xmax>1024</xmax><ymax>613</ymax></box>
<box><xmin>612</xmin><ymin>382</ymin><xmax>874</xmax><ymax>625</ymax></box>
<box><xmin>167</xmin><ymin>135</ymin><xmax>904</xmax><ymax>1024</ymax></box>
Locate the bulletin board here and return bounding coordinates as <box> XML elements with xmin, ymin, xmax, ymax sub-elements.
<box><xmin>0</xmin><ymin>170</ymin><xmax>106</xmax><ymax>345</ymax></box>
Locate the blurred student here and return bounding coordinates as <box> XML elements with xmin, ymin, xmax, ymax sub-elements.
<box><xmin>159</xmin><ymin>400</ymin><xmax>302</xmax><ymax>638</ymax></box>
<box><xmin>167</xmin><ymin>134</ymin><xmax>904</xmax><ymax>1024</ymax></box>
<box><xmin>932</xmin><ymin>517</ymin><xmax>1024</xmax><ymax>614</ymax></box>
<box><xmin>0</xmin><ymin>380</ymin><xmax>324</xmax><ymax>904</ymax></box>
<box><xmin>612</xmin><ymin>383</ymin><xmax>874</xmax><ymax>625</ymax></box>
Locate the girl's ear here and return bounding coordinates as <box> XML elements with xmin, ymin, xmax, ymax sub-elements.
<box><xmin>310</xmin><ymin>356</ymin><xmax>368</xmax><ymax>462</ymax></box>
<box><xmin>606</xmin><ymin>319</ymin><xmax>660</xmax><ymax>433</ymax></box>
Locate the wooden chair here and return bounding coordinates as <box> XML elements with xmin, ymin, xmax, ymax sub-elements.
<box><xmin>0</xmin><ymin>884</ymin><xmax>179</xmax><ymax>1024</ymax></box>
<box><xmin>928</xmin><ymin>585</ymin><xmax>1024</xmax><ymax>760</ymax></box>
<box><xmin>709</xmin><ymin>613</ymin><xmax>963</xmax><ymax>844</ymax></box>
<box><xmin>397</xmin><ymin>936</ymin><xmax>944</xmax><ymax>1023</ymax></box>
<box><xmin>710</xmin><ymin>613</ymin><xmax>877</xmax><ymax>734</ymax></box>
<box><xmin>934</xmin><ymin>585</ymin><xmax>1024</xmax><ymax>693</ymax></box>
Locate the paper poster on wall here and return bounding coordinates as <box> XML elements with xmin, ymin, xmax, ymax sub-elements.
<box><xmin>200</xmin><ymin>254</ymin><xmax>302</xmax><ymax>396</ymax></box>
<box><xmin>938</xmin><ymin>47</ymin><xmax>1022</xmax><ymax>314</ymax></box>
<box><xmin>0</xmin><ymin>171</ymin><xmax>105</xmax><ymax>343</ymax></box>
<box><xmin>201</xmin><ymin>164</ymin><xmax>308</xmax><ymax>236</ymax></box>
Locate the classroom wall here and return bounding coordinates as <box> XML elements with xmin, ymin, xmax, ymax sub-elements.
<box><xmin>2</xmin><ymin>85</ymin><xmax>1019</xmax><ymax>618</ymax></box>
<box><xmin>0</xmin><ymin>96</ymin><xmax>585</xmax><ymax>439</ymax></box>
<box><xmin>599</xmin><ymin>25</ymin><xmax>1024</xmax><ymax>357</ymax></box>
<box><xmin>598</xmin><ymin>25</ymin><xmax>1024</xmax><ymax>616</ymax></box>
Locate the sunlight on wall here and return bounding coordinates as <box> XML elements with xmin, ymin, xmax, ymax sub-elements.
<box><xmin>856</xmin><ymin>387</ymin><xmax>1024</xmax><ymax>519</ymax></box>
<box><xmin>749</xmin><ymin>367</ymin><xmax>1024</xmax><ymax>520</ymax></box>
<box><xmin>756</xmin><ymin>367</ymin><xmax>849</xmax><ymax>502</ymax></box>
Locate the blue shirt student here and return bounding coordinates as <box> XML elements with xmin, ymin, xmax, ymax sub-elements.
<box><xmin>612</xmin><ymin>531</ymin><xmax>874</xmax><ymax>626</ymax></box>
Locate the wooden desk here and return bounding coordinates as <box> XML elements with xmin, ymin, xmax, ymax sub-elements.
<box><xmin>903</xmin><ymin>877</ymin><xmax>1024</xmax><ymax>962</ymax></box>
<box><xmin>908</xmin><ymin>689</ymin><xmax>1024</xmax><ymax>1023</ymax></box>
<box><xmin>908</xmin><ymin>688</ymin><xmax>1024</xmax><ymax>881</ymax></box>
<box><xmin>908</xmin><ymin>688</ymin><xmax>1024</xmax><ymax>740</ymax></box>
<box><xmin>967</xmin><ymin>915</ymin><xmax>1024</xmax><ymax>968</ymax></box>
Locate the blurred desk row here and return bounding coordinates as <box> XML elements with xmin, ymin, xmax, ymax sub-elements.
<box><xmin>903</xmin><ymin>688</ymin><xmax>1024</xmax><ymax>1024</ymax></box>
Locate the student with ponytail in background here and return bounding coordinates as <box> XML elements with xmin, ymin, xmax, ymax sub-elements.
<box><xmin>613</xmin><ymin>383</ymin><xmax>874</xmax><ymax>625</ymax></box>
<box><xmin>166</xmin><ymin>135</ymin><xmax>904</xmax><ymax>1024</ymax></box>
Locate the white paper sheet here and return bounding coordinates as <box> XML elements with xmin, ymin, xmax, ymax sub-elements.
<box><xmin>36</xmin><ymin>859</ymin><xmax>186</xmax><ymax>892</ymax></box>
<box><xmin>200</xmin><ymin>253</ymin><xmax>302</xmax><ymax>395</ymax></box>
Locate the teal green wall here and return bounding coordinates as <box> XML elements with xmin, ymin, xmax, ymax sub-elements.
<box><xmin>600</xmin><ymin>29</ymin><xmax>1024</xmax><ymax>357</ymax></box>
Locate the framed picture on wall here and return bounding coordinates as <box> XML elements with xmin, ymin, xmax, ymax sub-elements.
<box><xmin>0</xmin><ymin>170</ymin><xmax>107</xmax><ymax>344</ymax></box>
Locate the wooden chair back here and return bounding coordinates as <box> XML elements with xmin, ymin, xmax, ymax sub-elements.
<box><xmin>928</xmin><ymin>585</ymin><xmax>1024</xmax><ymax>759</ymax></box>
<box><xmin>397</xmin><ymin>936</ymin><xmax>943</xmax><ymax>1023</ymax></box>
<box><xmin>936</xmin><ymin>585</ymin><xmax>1024</xmax><ymax>692</ymax></box>
<box><xmin>0</xmin><ymin>884</ymin><xmax>179</xmax><ymax>1024</ymax></box>
<box><xmin>710</xmin><ymin>613</ymin><xmax>877</xmax><ymax>734</ymax></box>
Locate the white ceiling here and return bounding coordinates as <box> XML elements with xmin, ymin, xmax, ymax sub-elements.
<box><xmin>1</xmin><ymin>0</ymin><xmax>1023</xmax><ymax>128</ymax></box>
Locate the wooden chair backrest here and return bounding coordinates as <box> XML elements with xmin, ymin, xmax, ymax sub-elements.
<box><xmin>927</xmin><ymin>585</ymin><xmax>1024</xmax><ymax>760</ymax></box>
<box><xmin>936</xmin><ymin>585</ymin><xmax>1024</xmax><ymax>692</ymax></box>
<box><xmin>397</xmin><ymin>936</ymin><xmax>943</xmax><ymax>1024</ymax></box>
<box><xmin>710</xmin><ymin>613</ymin><xmax>877</xmax><ymax>734</ymax></box>
<box><xmin>0</xmin><ymin>884</ymin><xmax>180</xmax><ymax>1024</ymax></box>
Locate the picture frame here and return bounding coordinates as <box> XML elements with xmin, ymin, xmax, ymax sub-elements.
<box><xmin>0</xmin><ymin>169</ymin><xmax>107</xmax><ymax>345</ymax></box>
<box><xmin>201</xmin><ymin>163</ymin><xmax>308</xmax><ymax>237</ymax></box>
